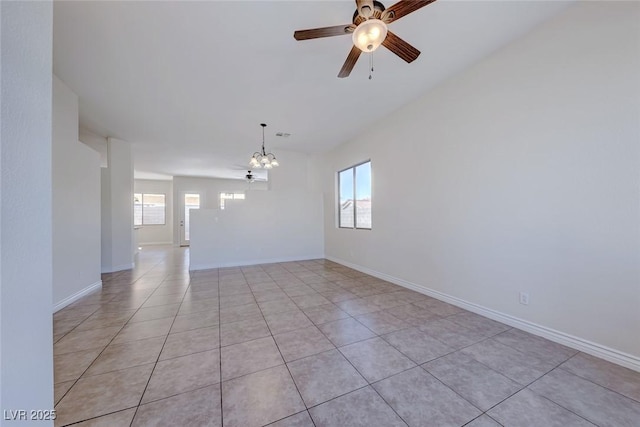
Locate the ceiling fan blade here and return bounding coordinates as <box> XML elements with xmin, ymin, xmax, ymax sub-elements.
<box><xmin>338</xmin><ymin>45</ymin><xmax>362</xmax><ymax>78</ymax></box>
<box><xmin>294</xmin><ymin>24</ymin><xmax>354</xmax><ymax>41</ymax></box>
<box><xmin>382</xmin><ymin>30</ymin><xmax>420</xmax><ymax>63</ymax></box>
<box><xmin>356</xmin><ymin>0</ymin><xmax>375</xmax><ymax>18</ymax></box>
<box><xmin>381</xmin><ymin>0</ymin><xmax>437</xmax><ymax>24</ymax></box>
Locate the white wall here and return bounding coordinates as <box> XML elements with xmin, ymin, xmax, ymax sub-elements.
<box><xmin>322</xmin><ymin>2</ymin><xmax>640</xmax><ymax>367</ymax></box>
<box><xmin>188</xmin><ymin>150</ymin><xmax>325</xmax><ymax>268</ymax></box>
<box><xmin>173</xmin><ymin>176</ymin><xmax>268</xmax><ymax>245</ymax></box>
<box><xmin>134</xmin><ymin>179</ymin><xmax>173</xmax><ymax>245</ymax></box>
<box><xmin>79</xmin><ymin>128</ymin><xmax>108</xmax><ymax>167</ymax></box>
<box><xmin>100</xmin><ymin>168</ymin><xmax>113</xmax><ymax>269</ymax></box>
<box><xmin>100</xmin><ymin>138</ymin><xmax>134</xmax><ymax>272</ymax></box>
<box><xmin>0</xmin><ymin>1</ymin><xmax>54</xmax><ymax>423</ymax></box>
<box><xmin>190</xmin><ymin>192</ymin><xmax>324</xmax><ymax>269</ymax></box>
<box><xmin>52</xmin><ymin>76</ymin><xmax>101</xmax><ymax>310</ymax></box>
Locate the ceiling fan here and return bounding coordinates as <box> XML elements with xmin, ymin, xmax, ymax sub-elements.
<box><xmin>230</xmin><ymin>164</ymin><xmax>267</xmax><ymax>182</ymax></box>
<box><xmin>294</xmin><ymin>0</ymin><xmax>437</xmax><ymax>78</ymax></box>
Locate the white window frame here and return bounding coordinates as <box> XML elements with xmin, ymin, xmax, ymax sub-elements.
<box><xmin>219</xmin><ymin>192</ymin><xmax>246</xmax><ymax>210</ymax></box>
<box><xmin>134</xmin><ymin>193</ymin><xmax>166</xmax><ymax>226</ymax></box>
<box><xmin>338</xmin><ymin>160</ymin><xmax>371</xmax><ymax>230</ymax></box>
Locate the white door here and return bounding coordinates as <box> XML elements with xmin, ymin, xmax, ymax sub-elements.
<box><xmin>180</xmin><ymin>192</ymin><xmax>201</xmax><ymax>246</ymax></box>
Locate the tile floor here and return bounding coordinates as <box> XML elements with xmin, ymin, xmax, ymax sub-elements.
<box><xmin>53</xmin><ymin>247</ymin><xmax>640</xmax><ymax>426</ymax></box>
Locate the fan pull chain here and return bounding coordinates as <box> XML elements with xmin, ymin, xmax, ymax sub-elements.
<box><xmin>369</xmin><ymin>52</ymin><xmax>374</xmax><ymax>80</ymax></box>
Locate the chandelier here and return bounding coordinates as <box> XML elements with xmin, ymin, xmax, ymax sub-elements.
<box><xmin>249</xmin><ymin>123</ymin><xmax>279</xmax><ymax>169</ymax></box>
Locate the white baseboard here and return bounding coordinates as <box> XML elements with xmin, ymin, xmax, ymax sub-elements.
<box><xmin>326</xmin><ymin>256</ymin><xmax>640</xmax><ymax>373</ymax></box>
<box><xmin>101</xmin><ymin>262</ymin><xmax>134</xmax><ymax>273</ymax></box>
<box><xmin>53</xmin><ymin>280</ymin><xmax>102</xmax><ymax>313</ymax></box>
<box><xmin>139</xmin><ymin>241</ymin><xmax>173</xmax><ymax>246</ymax></box>
<box><xmin>190</xmin><ymin>254</ymin><xmax>326</xmax><ymax>271</ymax></box>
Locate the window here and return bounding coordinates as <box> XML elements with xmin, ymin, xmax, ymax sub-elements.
<box><xmin>219</xmin><ymin>192</ymin><xmax>245</xmax><ymax>210</ymax></box>
<box><xmin>134</xmin><ymin>193</ymin><xmax>166</xmax><ymax>225</ymax></box>
<box><xmin>338</xmin><ymin>161</ymin><xmax>371</xmax><ymax>229</ymax></box>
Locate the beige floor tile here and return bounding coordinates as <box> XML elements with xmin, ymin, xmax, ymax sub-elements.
<box><xmin>273</xmin><ymin>326</ymin><xmax>335</xmax><ymax>362</ymax></box>
<box><xmin>133</xmin><ymin>385</ymin><xmax>221</xmax><ymax>427</ymax></box>
<box><xmin>177</xmin><ymin>297</ymin><xmax>220</xmax><ymax>315</ymax></box>
<box><xmin>54</xmin><ymin>380</ymin><xmax>75</xmax><ymax>405</ymax></box>
<box><xmin>71</xmin><ymin>408</ymin><xmax>137</xmax><ymax>427</ymax></box>
<box><xmin>287</xmin><ymin>349</ymin><xmax>367</xmax><ymax>407</ymax></box>
<box><xmin>75</xmin><ymin>310</ymin><xmax>136</xmax><ymax>331</ymax></box>
<box><xmin>317</xmin><ymin>318</ymin><xmax>376</xmax><ymax>347</ymax></box>
<box><xmin>382</xmin><ymin>327</ymin><xmax>453</xmax><ymax>364</ymax></box>
<box><xmin>221</xmin><ymin>336</ymin><xmax>284</xmax><ymax>381</ymax></box>
<box><xmin>488</xmin><ymin>389</ymin><xmax>593</xmax><ymax>427</ymax></box>
<box><xmin>222</xmin><ymin>365</ymin><xmax>305</xmax><ymax>427</ymax></box>
<box><xmin>529</xmin><ymin>368</ymin><xmax>640</xmax><ymax>427</ymax></box>
<box><xmin>55</xmin><ymin>347</ymin><xmax>103</xmax><ymax>383</ymax></box>
<box><xmin>560</xmin><ymin>352</ymin><xmax>640</xmax><ymax>402</ymax></box>
<box><xmin>373</xmin><ymin>367</ymin><xmax>480</xmax><ymax>426</ymax></box>
<box><xmin>220</xmin><ymin>316</ymin><xmax>270</xmax><ymax>346</ymax></box>
<box><xmin>170</xmin><ymin>310</ymin><xmax>219</xmax><ymax>334</ymax></box>
<box><xmin>142</xmin><ymin>350</ymin><xmax>220</xmax><ymax>403</ymax></box>
<box><xmin>447</xmin><ymin>311</ymin><xmax>511</xmax><ymax>337</ymax></box>
<box><xmin>339</xmin><ymin>337</ymin><xmax>416</xmax><ymax>383</ymax></box>
<box><xmin>494</xmin><ymin>328</ymin><xmax>578</xmax><ymax>365</ymax></box>
<box><xmin>264</xmin><ymin>310</ymin><xmax>313</xmax><ymax>335</ymax></box>
<box><xmin>84</xmin><ymin>336</ymin><xmax>165</xmax><ymax>376</ymax></box>
<box><xmin>141</xmin><ymin>293</ymin><xmax>185</xmax><ymax>308</ymax></box>
<box><xmin>424</xmin><ymin>351</ymin><xmax>523</xmax><ymax>411</ymax></box>
<box><xmin>308</xmin><ymin>386</ymin><xmax>406</xmax><ymax>427</ymax></box>
<box><xmin>302</xmin><ymin>304</ymin><xmax>350</xmax><ymax>325</ymax></box>
<box><xmin>160</xmin><ymin>326</ymin><xmax>220</xmax><ymax>360</ymax></box>
<box><xmin>417</xmin><ymin>318</ymin><xmax>489</xmax><ymax>349</ymax></box>
<box><xmin>465</xmin><ymin>415</ymin><xmax>502</xmax><ymax>427</ymax></box>
<box><xmin>51</xmin><ymin>251</ymin><xmax>636</xmax><ymax>427</ymax></box>
<box><xmin>53</xmin><ymin>317</ymin><xmax>85</xmax><ymax>336</ymax></box>
<box><xmin>220</xmin><ymin>302</ymin><xmax>263</xmax><ymax>323</ymax></box>
<box><xmin>54</xmin><ymin>304</ymin><xmax>101</xmax><ymax>323</ymax></box>
<box><xmin>55</xmin><ymin>364</ymin><xmax>154</xmax><ymax>426</ymax></box>
<box><xmin>112</xmin><ymin>317</ymin><xmax>173</xmax><ymax>344</ymax></box>
<box><xmin>461</xmin><ymin>339</ymin><xmax>556</xmax><ymax>385</ymax></box>
<box><xmin>54</xmin><ymin>326</ymin><xmax>121</xmax><ymax>356</ymax></box>
<box><xmin>355</xmin><ymin>311</ymin><xmax>410</xmax><ymax>335</ymax></box>
<box><xmin>266</xmin><ymin>411</ymin><xmax>315</xmax><ymax>427</ymax></box>
<box><xmin>129</xmin><ymin>303</ymin><xmax>180</xmax><ymax>323</ymax></box>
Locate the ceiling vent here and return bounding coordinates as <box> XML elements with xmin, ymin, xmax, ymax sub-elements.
<box><xmin>276</xmin><ymin>132</ymin><xmax>291</xmax><ymax>137</ymax></box>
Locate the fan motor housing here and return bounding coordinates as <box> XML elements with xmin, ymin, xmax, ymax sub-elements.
<box><xmin>352</xmin><ymin>1</ymin><xmax>386</xmax><ymax>23</ymax></box>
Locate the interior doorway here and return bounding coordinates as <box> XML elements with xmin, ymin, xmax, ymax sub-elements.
<box><xmin>180</xmin><ymin>192</ymin><xmax>201</xmax><ymax>246</ymax></box>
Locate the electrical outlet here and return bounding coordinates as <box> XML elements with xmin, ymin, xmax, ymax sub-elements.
<box><xmin>519</xmin><ymin>292</ymin><xmax>530</xmax><ymax>305</ymax></box>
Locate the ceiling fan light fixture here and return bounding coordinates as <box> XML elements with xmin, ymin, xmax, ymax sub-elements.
<box><xmin>352</xmin><ymin>19</ymin><xmax>387</xmax><ymax>52</ymax></box>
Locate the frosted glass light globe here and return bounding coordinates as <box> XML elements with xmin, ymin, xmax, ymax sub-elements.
<box><xmin>352</xmin><ymin>19</ymin><xmax>388</xmax><ymax>52</ymax></box>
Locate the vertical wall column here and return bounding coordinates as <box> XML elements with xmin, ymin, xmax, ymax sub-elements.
<box><xmin>52</xmin><ymin>76</ymin><xmax>102</xmax><ymax>310</ymax></box>
<box><xmin>101</xmin><ymin>138</ymin><xmax>134</xmax><ymax>273</ymax></box>
<box><xmin>0</xmin><ymin>1</ymin><xmax>55</xmax><ymax>423</ymax></box>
